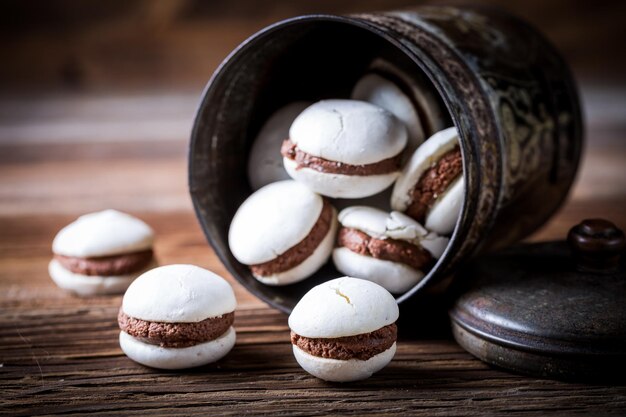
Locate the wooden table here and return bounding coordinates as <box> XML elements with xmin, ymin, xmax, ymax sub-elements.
<box><xmin>1</xmin><ymin>91</ymin><xmax>625</xmax><ymax>415</ymax></box>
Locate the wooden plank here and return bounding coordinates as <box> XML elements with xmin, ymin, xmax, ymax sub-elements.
<box><xmin>2</xmin><ymin>296</ymin><xmax>625</xmax><ymax>416</ymax></box>
<box><xmin>1</xmin><ymin>209</ymin><xmax>626</xmax><ymax>415</ymax></box>
<box><xmin>1</xmin><ymin>87</ymin><xmax>624</xmax><ymax>215</ymax></box>
<box><xmin>1</xmin><ymin>0</ymin><xmax>625</xmax><ymax>92</ymax></box>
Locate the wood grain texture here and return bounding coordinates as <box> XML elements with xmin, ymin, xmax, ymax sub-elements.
<box><xmin>2</xmin><ymin>210</ymin><xmax>626</xmax><ymax>415</ymax></box>
<box><xmin>1</xmin><ymin>0</ymin><xmax>625</xmax><ymax>93</ymax></box>
<box><xmin>2</xmin><ymin>211</ymin><xmax>626</xmax><ymax>416</ymax></box>
<box><xmin>1</xmin><ymin>89</ymin><xmax>626</xmax><ymax>415</ymax></box>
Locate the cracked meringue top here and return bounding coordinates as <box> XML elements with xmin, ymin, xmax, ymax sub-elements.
<box><xmin>288</xmin><ymin>99</ymin><xmax>407</xmax><ymax>165</ymax></box>
<box><xmin>288</xmin><ymin>277</ymin><xmax>399</xmax><ymax>339</ymax></box>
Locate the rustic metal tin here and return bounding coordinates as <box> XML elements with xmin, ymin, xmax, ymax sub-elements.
<box><xmin>189</xmin><ymin>6</ymin><xmax>583</xmax><ymax>313</ymax></box>
<box><xmin>449</xmin><ymin>220</ymin><xmax>626</xmax><ymax>381</ymax></box>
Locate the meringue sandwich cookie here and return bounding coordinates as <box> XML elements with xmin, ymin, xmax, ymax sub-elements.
<box><xmin>289</xmin><ymin>277</ymin><xmax>399</xmax><ymax>382</ymax></box>
<box><xmin>49</xmin><ymin>209</ymin><xmax>156</xmax><ymax>296</ymax></box>
<box><xmin>366</xmin><ymin>58</ymin><xmax>447</xmax><ymax>139</ymax></box>
<box><xmin>118</xmin><ymin>264</ymin><xmax>237</xmax><ymax>370</ymax></box>
<box><xmin>332</xmin><ymin>206</ymin><xmax>449</xmax><ymax>294</ymax></box>
<box><xmin>281</xmin><ymin>100</ymin><xmax>407</xmax><ymax>199</ymax></box>
<box><xmin>247</xmin><ymin>101</ymin><xmax>311</xmax><ymax>191</ymax></box>
<box><xmin>351</xmin><ymin>73</ymin><xmax>425</xmax><ymax>153</ymax></box>
<box><xmin>391</xmin><ymin>127</ymin><xmax>464</xmax><ymax>235</ymax></box>
<box><xmin>228</xmin><ymin>180</ymin><xmax>338</xmax><ymax>285</ymax></box>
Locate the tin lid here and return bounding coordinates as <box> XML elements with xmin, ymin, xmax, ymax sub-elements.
<box><xmin>449</xmin><ymin>219</ymin><xmax>626</xmax><ymax>381</ymax></box>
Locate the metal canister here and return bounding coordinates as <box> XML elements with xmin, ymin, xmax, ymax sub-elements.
<box><xmin>189</xmin><ymin>5</ymin><xmax>583</xmax><ymax>312</ymax></box>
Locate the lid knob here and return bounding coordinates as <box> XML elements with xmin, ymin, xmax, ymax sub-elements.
<box><xmin>567</xmin><ymin>219</ymin><xmax>625</xmax><ymax>273</ymax></box>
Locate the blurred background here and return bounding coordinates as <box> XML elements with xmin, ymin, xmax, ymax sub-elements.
<box><xmin>0</xmin><ymin>0</ymin><xmax>624</xmax><ymax>232</ymax></box>
<box><xmin>2</xmin><ymin>0</ymin><xmax>625</xmax><ymax>91</ymax></box>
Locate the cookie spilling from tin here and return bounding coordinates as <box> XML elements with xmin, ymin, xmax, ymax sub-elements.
<box><xmin>281</xmin><ymin>100</ymin><xmax>407</xmax><ymax>199</ymax></box>
<box><xmin>228</xmin><ymin>180</ymin><xmax>338</xmax><ymax>286</ymax></box>
<box><xmin>332</xmin><ymin>206</ymin><xmax>448</xmax><ymax>293</ymax></box>
<box><xmin>392</xmin><ymin>127</ymin><xmax>464</xmax><ymax>235</ymax></box>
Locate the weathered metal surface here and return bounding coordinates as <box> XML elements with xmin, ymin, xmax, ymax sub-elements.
<box><xmin>450</xmin><ymin>220</ymin><xmax>626</xmax><ymax>381</ymax></box>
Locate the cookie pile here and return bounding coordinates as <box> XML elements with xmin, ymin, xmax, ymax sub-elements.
<box><xmin>45</xmin><ymin>63</ymin><xmax>463</xmax><ymax>381</ymax></box>
<box><xmin>232</xmin><ymin>64</ymin><xmax>463</xmax><ymax>294</ymax></box>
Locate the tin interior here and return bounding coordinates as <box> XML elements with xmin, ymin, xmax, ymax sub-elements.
<box><xmin>190</xmin><ymin>15</ymin><xmax>463</xmax><ymax>313</ymax></box>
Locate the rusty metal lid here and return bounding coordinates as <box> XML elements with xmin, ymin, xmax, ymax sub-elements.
<box><xmin>449</xmin><ymin>219</ymin><xmax>626</xmax><ymax>381</ymax></box>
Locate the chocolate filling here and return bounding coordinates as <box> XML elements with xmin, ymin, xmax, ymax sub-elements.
<box><xmin>337</xmin><ymin>227</ymin><xmax>433</xmax><ymax>271</ymax></box>
<box><xmin>118</xmin><ymin>310</ymin><xmax>234</xmax><ymax>348</ymax></box>
<box><xmin>250</xmin><ymin>199</ymin><xmax>333</xmax><ymax>277</ymax></box>
<box><xmin>291</xmin><ymin>323</ymin><xmax>397</xmax><ymax>361</ymax></box>
<box><xmin>55</xmin><ymin>249</ymin><xmax>154</xmax><ymax>276</ymax></box>
<box><xmin>405</xmin><ymin>147</ymin><xmax>462</xmax><ymax>222</ymax></box>
<box><xmin>281</xmin><ymin>139</ymin><xmax>402</xmax><ymax>176</ymax></box>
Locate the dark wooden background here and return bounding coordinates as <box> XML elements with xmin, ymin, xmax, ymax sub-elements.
<box><xmin>1</xmin><ymin>0</ymin><xmax>625</xmax><ymax>415</ymax></box>
<box><xmin>1</xmin><ymin>0</ymin><xmax>625</xmax><ymax>92</ymax></box>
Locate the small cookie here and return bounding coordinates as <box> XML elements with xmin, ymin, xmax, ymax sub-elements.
<box><xmin>247</xmin><ymin>102</ymin><xmax>311</xmax><ymax>191</ymax></box>
<box><xmin>352</xmin><ymin>73</ymin><xmax>425</xmax><ymax>152</ymax></box>
<box><xmin>391</xmin><ymin>127</ymin><xmax>464</xmax><ymax>235</ymax></box>
<box><xmin>366</xmin><ymin>58</ymin><xmax>447</xmax><ymax>139</ymax></box>
<box><xmin>118</xmin><ymin>264</ymin><xmax>237</xmax><ymax>370</ymax></box>
<box><xmin>289</xmin><ymin>277</ymin><xmax>399</xmax><ymax>382</ymax></box>
<box><xmin>281</xmin><ymin>100</ymin><xmax>407</xmax><ymax>198</ymax></box>
<box><xmin>332</xmin><ymin>206</ymin><xmax>448</xmax><ymax>293</ymax></box>
<box><xmin>228</xmin><ymin>180</ymin><xmax>338</xmax><ymax>285</ymax></box>
<box><xmin>49</xmin><ymin>210</ymin><xmax>156</xmax><ymax>296</ymax></box>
